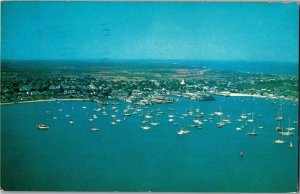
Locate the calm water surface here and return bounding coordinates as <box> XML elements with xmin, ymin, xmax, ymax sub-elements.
<box><xmin>1</xmin><ymin>96</ymin><xmax>298</xmax><ymax>192</ymax></box>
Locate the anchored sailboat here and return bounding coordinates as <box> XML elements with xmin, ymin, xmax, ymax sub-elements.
<box><xmin>247</xmin><ymin>113</ymin><xmax>255</xmax><ymax>123</ymax></box>
<box><xmin>177</xmin><ymin>128</ymin><xmax>190</xmax><ymax>135</ymax></box>
<box><xmin>141</xmin><ymin>126</ymin><xmax>151</xmax><ymax>130</ymax></box>
<box><xmin>285</xmin><ymin>117</ymin><xmax>295</xmax><ymax>131</ymax></box>
<box><xmin>275</xmin><ymin>120</ymin><xmax>282</xmax><ymax>131</ymax></box>
<box><xmin>279</xmin><ymin>123</ymin><xmax>294</xmax><ymax>136</ymax></box>
<box><xmin>274</xmin><ymin>139</ymin><xmax>285</xmax><ymax>144</ymax></box>
<box><xmin>248</xmin><ymin>124</ymin><xmax>257</xmax><ymax>136</ymax></box>
<box><xmin>150</xmin><ymin>115</ymin><xmax>160</xmax><ymax>126</ymax></box>
<box><xmin>289</xmin><ymin>140</ymin><xmax>293</xmax><ymax>148</ymax></box>
<box><xmin>276</xmin><ymin>104</ymin><xmax>283</xmax><ymax>121</ymax></box>
<box><xmin>36</xmin><ymin>124</ymin><xmax>49</xmax><ymax>129</ymax></box>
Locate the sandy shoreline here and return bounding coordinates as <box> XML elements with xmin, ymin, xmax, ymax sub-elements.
<box><xmin>216</xmin><ymin>92</ymin><xmax>297</xmax><ymax>102</ymax></box>
<box><xmin>0</xmin><ymin>98</ymin><xmax>86</xmax><ymax>105</ymax></box>
<box><xmin>227</xmin><ymin>93</ymin><xmax>266</xmax><ymax>98</ymax></box>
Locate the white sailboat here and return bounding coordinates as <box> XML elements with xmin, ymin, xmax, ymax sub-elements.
<box><xmin>285</xmin><ymin>117</ymin><xmax>295</xmax><ymax>131</ymax></box>
<box><xmin>275</xmin><ymin>124</ymin><xmax>286</xmax><ymax>144</ymax></box>
<box><xmin>116</xmin><ymin>119</ymin><xmax>122</xmax><ymax>123</ymax></box>
<box><xmin>222</xmin><ymin>115</ymin><xmax>231</xmax><ymax>124</ymax></box>
<box><xmin>157</xmin><ymin>111</ymin><xmax>164</xmax><ymax>115</ymax></box>
<box><xmin>95</xmin><ymin>107</ymin><xmax>101</xmax><ymax>112</ymax></box>
<box><xmin>36</xmin><ymin>124</ymin><xmax>49</xmax><ymax>129</ymax></box>
<box><xmin>248</xmin><ymin>124</ymin><xmax>257</xmax><ymax>136</ymax></box>
<box><xmin>90</xmin><ymin>128</ymin><xmax>99</xmax><ymax>131</ymax></box>
<box><xmin>142</xmin><ymin>119</ymin><xmax>148</xmax><ymax>124</ymax></box>
<box><xmin>248</xmin><ymin>130</ymin><xmax>257</xmax><ymax>136</ymax></box>
<box><xmin>214</xmin><ymin>105</ymin><xmax>223</xmax><ymax>116</ymax></box>
<box><xmin>193</xmin><ymin>119</ymin><xmax>203</xmax><ymax>125</ymax></box>
<box><xmin>123</xmin><ymin>113</ymin><xmax>131</xmax><ymax>117</ymax></box>
<box><xmin>274</xmin><ymin>139</ymin><xmax>285</xmax><ymax>144</ymax></box>
<box><xmin>168</xmin><ymin>118</ymin><xmax>174</xmax><ymax>122</ymax></box>
<box><xmin>145</xmin><ymin>114</ymin><xmax>152</xmax><ymax>119</ymax></box>
<box><xmin>150</xmin><ymin>115</ymin><xmax>160</xmax><ymax>126</ymax></box>
<box><xmin>258</xmin><ymin>118</ymin><xmax>264</xmax><ymax>129</ymax></box>
<box><xmin>275</xmin><ymin>120</ymin><xmax>282</xmax><ymax>131</ymax></box>
<box><xmin>195</xmin><ymin>104</ymin><xmax>200</xmax><ymax>113</ymax></box>
<box><xmin>141</xmin><ymin>126</ymin><xmax>151</xmax><ymax>130</ymax></box>
<box><xmin>102</xmin><ymin>108</ymin><xmax>108</xmax><ymax>116</ymax></box>
<box><xmin>239</xmin><ymin>113</ymin><xmax>247</xmax><ymax>119</ymax></box>
<box><xmin>214</xmin><ymin>111</ymin><xmax>223</xmax><ymax>116</ymax></box>
<box><xmin>187</xmin><ymin>110</ymin><xmax>193</xmax><ymax>116</ymax></box>
<box><xmin>177</xmin><ymin>128</ymin><xmax>190</xmax><ymax>135</ymax></box>
<box><xmin>279</xmin><ymin>131</ymin><xmax>294</xmax><ymax>136</ymax></box>
<box><xmin>279</xmin><ymin>123</ymin><xmax>294</xmax><ymax>136</ymax></box>
<box><xmin>236</xmin><ymin>127</ymin><xmax>242</xmax><ymax>131</ymax></box>
<box><xmin>276</xmin><ymin>104</ymin><xmax>283</xmax><ymax>121</ymax></box>
<box><xmin>168</xmin><ymin>110</ymin><xmax>175</xmax><ymax>118</ymax></box>
<box><xmin>289</xmin><ymin>140</ymin><xmax>293</xmax><ymax>148</ymax></box>
<box><xmin>217</xmin><ymin>115</ymin><xmax>225</xmax><ymax>128</ymax></box>
<box><xmin>247</xmin><ymin>113</ymin><xmax>255</xmax><ymax>123</ymax></box>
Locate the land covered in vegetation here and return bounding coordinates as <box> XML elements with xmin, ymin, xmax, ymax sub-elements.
<box><xmin>1</xmin><ymin>60</ymin><xmax>298</xmax><ymax>104</ymax></box>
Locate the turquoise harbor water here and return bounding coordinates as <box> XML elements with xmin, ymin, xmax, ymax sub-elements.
<box><xmin>1</xmin><ymin>96</ymin><xmax>298</xmax><ymax>192</ymax></box>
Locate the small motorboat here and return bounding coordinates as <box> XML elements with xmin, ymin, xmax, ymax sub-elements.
<box><xmin>36</xmin><ymin>124</ymin><xmax>49</xmax><ymax>129</ymax></box>
<box><xmin>275</xmin><ymin>126</ymin><xmax>281</xmax><ymax>131</ymax></box>
<box><xmin>275</xmin><ymin>139</ymin><xmax>285</xmax><ymax>144</ymax></box>
<box><xmin>150</xmin><ymin>122</ymin><xmax>160</xmax><ymax>126</ymax></box>
<box><xmin>214</xmin><ymin>111</ymin><xmax>223</xmax><ymax>116</ymax></box>
<box><xmin>236</xmin><ymin>127</ymin><xmax>242</xmax><ymax>131</ymax></box>
<box><xmin>141</xmin><ymin>126</ymin><xmax>151</xmax><ymax>130</ymax></box>
<box><xmin>177</xmin><ymin>129</ymin><xmax>190</xmax><ymax>135</ymax></box>
<box><xmin>193</xmin><ymin>120</ymin><xmax>203</xmax><ymax>125</ymax></box>
<box><xmin>116</xmin><ymin>119</ymin><xmax>122</xmax><ymax>123</ymax></box>
<box><xmin>90</xmin><ymin>128</ymin><xmax>99</xmax><ymax>131</ymax></box>
<box><xmin>168</xmin><ymin>118</ymin><xmax>174</xmax><ymax>122</ymax></box>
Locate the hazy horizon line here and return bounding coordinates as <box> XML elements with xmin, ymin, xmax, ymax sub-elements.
<box><xmin>1</xmin><ymin>58</ymin><xmax>298</xmax><ymax>65</ymax></box>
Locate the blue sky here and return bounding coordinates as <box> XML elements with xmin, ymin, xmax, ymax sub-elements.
<box><xmin>1</xmin><ymin>2</ymin><xmax>299</xmax><ymax>63</ymax></box>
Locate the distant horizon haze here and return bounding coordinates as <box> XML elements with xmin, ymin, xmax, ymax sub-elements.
<box><xmin>1</xmin><ymin>59</ymin><xmax>298</xmax><ymax>76</ymax></box>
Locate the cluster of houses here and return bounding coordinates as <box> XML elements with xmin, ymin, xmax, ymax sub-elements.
<box><xmin>1</xmin><ymin>69</ymin><xmax>298</xmax><ymax>103</ymax></box>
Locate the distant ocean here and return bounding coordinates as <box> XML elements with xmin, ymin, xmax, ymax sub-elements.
<box><xmin>1</xmin><ymin>60</ymin><xmax>298</xmax><ymax>76</ymax></box>
<box><xmin>1</xmin><ymin>96</ymin><xmax>298</xmax><ymax>192</ymax></box>
<box><xmin>198</xmin><ymin>61</ymin><xmax>299</xmax><ymax>77</ymax></box>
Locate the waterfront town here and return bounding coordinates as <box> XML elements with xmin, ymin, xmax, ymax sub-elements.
<box><xmin>0</xmin><ymin>63</ymin><xmax>298</xmax><ymax>104</ymax></box>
